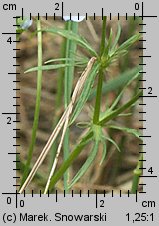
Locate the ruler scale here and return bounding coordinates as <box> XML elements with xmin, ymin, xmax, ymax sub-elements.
<box><xmin>0</xmin><ymin>0</ymin><xmax>159</xmax><ymax>225</ymax></box>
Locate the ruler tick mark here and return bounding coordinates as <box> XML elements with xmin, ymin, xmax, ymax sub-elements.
<box><xmin>22</xmin><ymin>8</ymin><xmax>24</xmax><ymax>20</ymax></box>
<box><xmin>139</xmin><ymin>23</ymin><xmax>146</xmax><ymax>26</ymax></box>
<box><xmin>135</xmin><ymin>190</ymin><xmax>138</xmax><ymax>202</ymax></box>
<box><xmin>95</xmin><ymin>190</ymin><xmax>98</xmax><ymax>208</ymax></box>
<box><xmin>102</xmin><ymin>8</ymin><xmax>103</xmax><ymax>20</ymax></box>
<box><xmin>126</xmin><ymin>13</ymin><xmax>127</xmax><ymax>20</ymax></box>
<box><xmin>61</xmin><ymin>1</ymin><xmax>64</xmax><ymax>20</ymax></box>
<box><xmin>139</xmin><ymin>191</ymin><xmax>146</xmax><ymax>194</ymax></box>
<box><xmin>94</xmin><ymin>13</ymin><xmax>95</xmax><ymax>20</ymax></box>
<box><xmin>139</xmin><ymin>183</ymin><xmax>146</xmax><ymax>186</ymax></box>
<box><xmin>118</xmin><ymin>13</ymin><xmax>119</xmax><ymax>20</ymax></box>
<box><xmin>56</xmin><ymin>190</ymin><xmax>58</xmax><ymax>202</ymax></box>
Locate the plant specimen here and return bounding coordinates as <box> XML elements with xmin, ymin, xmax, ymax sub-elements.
<box><xmin>17</xmin><ymin>16</ymin><xmax>143</xmax><ymax>194</ymax></box>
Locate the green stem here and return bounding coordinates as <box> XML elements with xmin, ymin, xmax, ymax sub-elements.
<box><xmin>63</xmin><ymin>21</ymin><xmax>79</xmax><ymax>192</ymax></box>
<box><xmin>93</xmin><ymin>68</ymin><xmax>104</xmax><ymax>124</ymax></box>
<box><xmin>131</xmin><ymin>153</ymin><xmax>143</xmax><ymax>193</ymax></box>
<box><xmin>21</xmin><ymin>19</ymin><xmax>43</xmax><ymax>186</ymax></box>
<box><xmin>93</xmin><ymin>17</ymin><xmax>107</xmax><ymax>124</ymax></box>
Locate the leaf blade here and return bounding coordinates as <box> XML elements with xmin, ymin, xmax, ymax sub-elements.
<box><xmin>105</xmin><ymin>136</ymin><xmax>121</xmax><ymax>152</ymax></box>
<box><xmin>68</xmin><ymin>141</ymin><xmax>99</xmax><ymax>189</ymax></box>
<box><xmin>108</xmin><ymin>125</ymin><xmax>142</xmax><ymax>140</ymax></box>
<box><xmin>42</xmin><ymin>28</ymin><xmax>98</xmax><ymax>56</ymax></box>
<box><xmin>25</xmin><ymin>63</ymin><xmax>73</xmax><ymax>73</ymax></box>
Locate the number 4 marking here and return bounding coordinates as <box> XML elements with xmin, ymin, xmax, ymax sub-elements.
<box><xmin>7</xmin><ymin>37</ymin><xmax>12</xmax><ymax>44</ymax></box>
<box><xmin>148</xmin><ymin>167</ymin><xmax>153</xmax><ymax>174</ymax></box>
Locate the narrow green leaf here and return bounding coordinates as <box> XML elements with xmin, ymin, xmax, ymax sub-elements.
<box><xmin>104</xmin><ymin>136</ymin><xmax>121</xmax><ymax>152</ymax></box>
<box><xmin>100</xmin><ymin>140</ymin><xmax>107</xmax><ymax>165</ymax></box>
<box><xmin>25</xmin><ymin>63</ymin><xmax>73</xmax><ymax>73</ymax></box>
<box><xmin>111</xmin><ymin>33</ymin><xmax>141</xmax><ymax>58</ymax></box>
<box><xmin>68</xmin><ymin>141</ymin><xmax>99</xmax><ymax>189</ymax></box>
<box><xmin>45</xmin><ymin>57</ymin><xmax>88</xmax><ymax>65</ymax></box>
<box><xmin>42</xmin><ymin>28</ymin><xmax>98</xmax><ymax>56</ymax></box>
<box><xmin>118</xmin><ymin>113</ymin><xmax>132</xmax><ymax>117</ymax></box>
<box><xmin>45</xmin><ymin>58</ymin><xmax>74</xmax><ymax>64</ymax></box>
<box><xmin>108</xmin><ymin>125</ymin><xmax>142</xmax><ymax>140</ymax></box>
<box><xmin>76</xmin><ymin>122</ymin><xmax>90</xmax><ymax>128</ymax></box>
<box><xmin>111</xmin><ymin>23</ymin><xmax>122</xmax><ymax>52</ymax></box>
<box><xmin>103</xmin><ymin>28</ymin><xmax>113</xmax><ymax>57</ymax></box>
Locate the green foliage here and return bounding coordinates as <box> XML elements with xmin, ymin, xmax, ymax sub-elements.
<box><xmin>68</xmin><ymin>141</ymin><xmax>99</xmax><ymax>189</ymax></box>
<box><xmin>21</xmin><ymin>17</ymin><xmax>142</xmax><ymax>192</ymax></box>
<box><xmin>25</xmin><ymin>63</ymin><xmax>74</xmax><ymax>73</ymax></box>
<box><xmin>104</xmin><ymin>136</ymin><xmax>121</xmax><ymax>153</ymax></box>
<box><xmin>100</xmin><ymin>141</ymin><xmax>107</xmax><ymax>165</ymax></box>
<box><xmin>108</xmin><ymin>125</ymin><xmax>142</xmax><ymax>140</ymax></box>
<box><xmin>42</xmin><ymin>27</ymin><xmax>98</xmax><ymax>56</ymax></box>
<box><xmin>101</xmin><ymin>26</ymin><xmax>141</xmax><ymax>69</ymax></box>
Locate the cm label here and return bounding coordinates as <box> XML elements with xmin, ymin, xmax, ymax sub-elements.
<box><xmin>3</xmin><ymin>4</ymin><xmax>16</xmax><ymax>11</ymax></box>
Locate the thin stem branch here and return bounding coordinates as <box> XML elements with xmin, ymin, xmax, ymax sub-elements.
<box><xmin>20</xmin><ymin>18</ymin><xmax>43</xmax><ymax>186</ymax></box>
<box><xmin>49</xmin><ymin>29</ymin><xmax>66</xmax><ymax>172</ymax></box>
<box><xmin>63</xmin><ymin>21</ymin><xmax>79</xmax><ymax>192</ymax></box>
<box><xmin>131</xmin><ymin>153</ymin><xmax>143</xmax><ymax>193</ymax></box>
